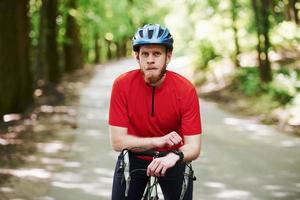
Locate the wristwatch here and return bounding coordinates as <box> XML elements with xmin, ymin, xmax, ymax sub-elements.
<box><xmin>171</xmin><ymin>150</ymin><xmax>184</xmax><ymax>163</ymax></box>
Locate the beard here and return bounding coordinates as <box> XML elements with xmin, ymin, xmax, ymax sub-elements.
<box><xmin>142</xmin><ymin>66</ymin><xmax>167</xmax><ymax>85</ymax></box>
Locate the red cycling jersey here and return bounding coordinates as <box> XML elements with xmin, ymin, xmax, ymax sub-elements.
<box><xmin>109</xmin><ymin>69</ymin><xmax>202</xmax><ymax>151</ymax></box>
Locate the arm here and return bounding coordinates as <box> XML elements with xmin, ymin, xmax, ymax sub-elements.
<box><xmin>147</xmin><ymin>133</ymin><xmax>202</xmax><ymax>176</ymax></box>
<box><xmin>109</xmin><ymin>125</ymin><xmax>182</xmax><ymax>152</ymax></box>
<box><xmin>179</xmin><ymin>134</ymin><xmax>202</xmax><ymax>162</ymax></box>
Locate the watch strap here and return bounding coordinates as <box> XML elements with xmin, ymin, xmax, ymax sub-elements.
<box><xmin>171</xmin><ymin>150</ymin><xmax>184</xmax><ymax>163</ymax></box>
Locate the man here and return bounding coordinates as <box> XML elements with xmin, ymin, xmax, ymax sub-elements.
<box><xmin>109</xmin><ymin>24</ymin><xmax>202</xmax><ymax>200</ymax></box>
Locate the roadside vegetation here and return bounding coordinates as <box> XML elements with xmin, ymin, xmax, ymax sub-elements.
<box><xmin>0</xmin><ymin>0</ymin><xmax>166</xmax><ymax>194</ymax></box>
<box><xmin>165</xmin><ymin>0</ymin><xmax>300</xmax><ymax>135</ymax></box>
<box><xmin>0</xmin><ymin>0</ymin><xmax>166</xmax><ymax>117</ymax></box>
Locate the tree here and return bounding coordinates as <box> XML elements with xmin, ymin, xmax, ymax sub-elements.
<box><xmin>94</xmin><ymin>32</ymin><xmax>101</xmax><ymax>63</ymax></box>
<box><xmin>45</xmin><ymin>0</ymin><xmax>60</xmax><ymax>83</ymax></box>
<box><xmin>64</xmin><ymin>0</ymin><xmax>83</xmax><ymax>73</ymax></box>
<box><xmin>251</xmin><ymin>0</ymin><xmax>272</xmax><ymax>83</ymax></box>
<box><xmin>0</xmin><ymin>0</ymin><xmax>33</xmax><ymax>116</ymax></box>
<box><xmin>231</xmin><ymin>0</ymin><xmax>241</xmax><ymax>68</ymax></box>
<box><xmin>36</xmin><ymin>0</ymin><xmax>60</xmax><ymax>84</ymax></box>
<box><xmin>285</xmin><ymin>0</ymin><xmax>299</xmax><ymax>24</ymax></box>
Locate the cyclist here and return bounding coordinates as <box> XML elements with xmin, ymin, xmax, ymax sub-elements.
<box><xmin>108</xmin><ymin>24</ymin><xmax>202</xmax><ymax>200</ymax></box>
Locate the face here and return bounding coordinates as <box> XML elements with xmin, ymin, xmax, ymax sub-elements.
<box><xmin>135</xmin><ymin>45</ymin><xmax>172</xmax><ymax>86</ymax></box>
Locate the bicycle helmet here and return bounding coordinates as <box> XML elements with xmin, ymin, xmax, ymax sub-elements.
<box><xmin>132</xmin><ymin>24</ymin><xmax>173</xmax><ymax>52</ymax></box>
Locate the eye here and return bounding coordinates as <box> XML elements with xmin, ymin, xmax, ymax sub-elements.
<box><xmin>154</xmin><ymin>52</ymin><xmax>161</xmax><ymax>57</ymax></box>
<box><xmin>141</xmin><ymin>52</ymin><xmax>149</xmax><ymax>57</ymax></box>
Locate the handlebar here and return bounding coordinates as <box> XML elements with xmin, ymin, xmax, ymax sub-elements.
<box><xmin>123</xmin><ymin>148</ymin><xmax>169</xmax><ymax>158</ymax></box>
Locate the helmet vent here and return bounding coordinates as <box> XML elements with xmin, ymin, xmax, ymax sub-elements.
<box><xmin>158</xmin><ymin>29</ymin><xmax>164</xmax><ymax>37</ymax></box>
<box><xmin>148</xmin><ymin>30</ymin><xmax>154</xmax><ymax>39</ymax></box>
<box><xmin>138</xmin><ymin>30</ymin><xmax>143</xmax><ymax>38</ymax></box>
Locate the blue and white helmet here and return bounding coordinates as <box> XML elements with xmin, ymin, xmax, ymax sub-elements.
<box><xmin>132</xmin><ymin>24</ymin><xmax>173</xmax><ymax>51</ymax></box>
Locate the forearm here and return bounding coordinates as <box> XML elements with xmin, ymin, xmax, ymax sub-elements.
<box><xmin>110</xmin><ymin>132</ymin><xmax>156</xmax><ymax>151</ymax></box>
<box><xmin>147</xmin><ymin>134</ymin><xmax>202</xmax><ymax>177</ymax></box>
<box><xmin>109</xmin><ymin>126</ymin><xmax>183</xmax><ymax>152</ymax></box>
<box><xmin>179</xmin><ymin>134</ymin><xmax>202</xmax><ymax>162</ymax></box>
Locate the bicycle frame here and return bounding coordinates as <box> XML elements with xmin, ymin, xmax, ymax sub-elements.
<box><xmin>120</xmin><ymin>148</ymin><xmax>195</xmax><ymax>200</ymax></box>
<box><xmin>142</xmin><ymin>175</ymin><xmax>159</xmax><ymax>200</ymax></box>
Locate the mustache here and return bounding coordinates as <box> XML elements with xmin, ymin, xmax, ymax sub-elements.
<box><xmin>145</xmin><ymin>67</ymin><xmax>158</xmax><ymax>70</ymax></box>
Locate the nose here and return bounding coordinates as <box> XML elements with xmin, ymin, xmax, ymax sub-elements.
<box><xmin>146</xmin><ymin>54</ymin><xmax>155</xmax><ymax>65</ymax></box>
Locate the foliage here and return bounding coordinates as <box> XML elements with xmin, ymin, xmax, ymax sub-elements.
<box><xmin>181</xmin><ymin>0</ymin><xmax>299</xmax><ymax>104</ymax></box>
<box><xmin>76</xmin><ymin>0</ymin><xmax>166</xmax><ymax>63</ymax></box>
<box><xmin>271</xmin><ymin>21</ymin><xmax>300</xmax><ymax>50</ymax></box>
<box><xmin>234</xmin><ymin>66</ymin><xmax>300</xmax><ymax>106</ymax></box>
<box><xmin>29</xmin><ymin>0</ymin><xmax>41</xmax><ymax>48</ymax></box>
<box><xmin>195</xmin><ymin>40</ymin><xmax>219</xmax><ymax>70</ymax></box>
<box><xmin>1</xmin><ymin>0</ymin><xmax>300</xmax><ymax>116</ymax></box>
<box><xmin>269</xmin><ymin>71</ymin><xmax>300</xmax><ymax>105</ymax></box>
<box><xmin>235</xmin><ymin>67</ymin><xmax>263</xmax><ymax>95</ymax></box>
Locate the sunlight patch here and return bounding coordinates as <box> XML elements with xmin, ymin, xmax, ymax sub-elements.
<box><xmin>223</xmin><ymin>117</ymin><xmax>242</xmax><ymax>125</ymax></box>
<box><xmin>216</xmin><ymin>190</ymin><xmax>251</xmax><ymax>199</ymax></box>
<box><xmin>37</xmin><ymin>142</ymin><xmax>66</xmax><ymax>153</ymax></box>
<box><xmin>38</xmin><ymin>196</ymin><xmax>55</xmax><ymax>200</ymax></box>
<box><xmin>271</xmin><ymin>191</ymin><xmax>290</xmax><ymax>198</ymax></box>
<box><xmin>280</xmin><ymin>140</ymin><xmax>300</xmax><ymax>147</ymax></box>
<box><xmin>3</xmin><ymin>113</ymin><xmax>21</xmax><ymax>122</ymax></box>
<box><xmin>51</xmin><ymin>181</ymin><xmax>111</xmax><ymax>197</ymax></box>
<box><xmin>52</xmin><ymin>181</ymin><xmax>86</xmax><ymax>189</ymax></box>
<box><xmin>98</xmin><ymin>177</ymin><xmax>113</xmax><ymax>184</ymax></box>
<box><xmin>41</xmin><ymin>157</ymin><xmax>65</xmax><ymax>165</ymax></box>
<box><xmin>263</xmin><ymin>184</ymin><xmax>284</xmax><ymax>191</ymax></box>
<box><xmin>64</xmin><ymin>161</ymin><xmax>81</xmax><ymax>168</ymax></box>
<box><xmin>0</xmin><ymin>187</ymin><xmax>13</xmax><ymax>192</ymax></box>
<box><xmin>0</xmin><ymin>168</ymin><xmax>51</xmax><ymax>179</ymax></box>
<box><xmin>53</xmin><ymin>172</ymin><xmax>82</xmax><ymax>182</ymax></box>
<box><xmin>94</xmin><ymin>168</ymin><xmax>114</xmax><ymax>176</ymax></box>
<box><xmin>85</xmin><ymin>129</ymin><xmax>100</xmax><ymax>136</ymax></box>
<box><xmin>204</xmin><ymin>181</ymin><xmax>226</xmax><ymax>189</ymax></box>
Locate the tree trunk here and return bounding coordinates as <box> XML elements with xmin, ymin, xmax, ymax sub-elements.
<box><xmin>116</xmin><ymin>41</ymin><xmax>123</xmax><ymax>59</ymax></box>
<box><xmin>251</xmin><ymin>0</ymin><xmax>272</xmax><ymax>83</ymax></box>
<box><xmin>231</xmin><ymin>0</ymin><xmax>240</xmax><ymax>68</ymax></box>
<box><xmin>106</xmin><ymin>39</ymin><xmax>113</xmax><ymax>60</ymax></box>
<box><xmin>284</xmin><ymin>0</ymin><xmax>292</xmax><ymax>21</ymax></box>
<box><xmin>252</xmin><ymin>0</ymin><xmax>263</xmax><ymax>68</ymax></box>
<box><xmin>36</xmin><ymin>0</ymin><xmax>47</xmax><ymax>83</ymax></box>
<box><xmin>0</xmin><ymin>0</ymin><xmax>32</xmax><ymax>116</ymax></box>
<box><xmin>290</xmin><ymin>0</ymin><xmax>299</xmax><ymax>24</ymax></box>
<box><xmin>36</xmin><ymin>0</ymin><xmax>59</xmax><ymax>84</ymax></box>
<box><xmin>64</xmin><ymin>0</ymin><xmax>83</xmax><ymax>73</ymax></box>
<box><xmin>261</xmin><ymin>0</ymin><xmax>272</xmax><ymax>82</ymax></box>
<box><xmin>121</xmin><ymin>38</ymin><xmax>128</xmax><ymax>57</ymax></box>
<box><xmin>46</xmin><ymin>0</ymin><xmax>60</xmax><ymax>83</ymax></box>
<box><xmin>94</xmin><ymin>33</ymin><xmax>100</xmax><ymax>64</ymax></box>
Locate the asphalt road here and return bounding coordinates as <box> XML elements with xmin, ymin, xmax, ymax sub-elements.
<box><xmin>40</xmin><ymin>58</ymin><xmax>300</xmax><ymax>200</ymax></box>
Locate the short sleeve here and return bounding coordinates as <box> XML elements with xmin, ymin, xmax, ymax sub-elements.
<box><xmin>108</xmin><ymin>79</ymin><xmax>129</xmax><ymax>127</ymax></box>
<box><xmin>179</xmin><ymin>87</ymin><xmax>202</xmax><ymax>135</ymax></box>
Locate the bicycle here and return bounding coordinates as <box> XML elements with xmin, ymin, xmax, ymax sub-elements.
<box><xmin>118</xmin><ymin>147</ymin><xmax>196</xmax><ymax>200</ymax></box>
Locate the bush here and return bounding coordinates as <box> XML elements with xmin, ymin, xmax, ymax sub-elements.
<box><xmin>195</xmin><ymin>40</ymin><xmax>219</xmax><ymax>71</ymax></box>
<box><xmin>235</xmin><ymin>67</ymin><xmax>263</xmax><ymax>95</ymax></box>
<box><xmin>269</xmin><ymin>72</ymin><xmax>299</xmax><ymax>105</ymax></box>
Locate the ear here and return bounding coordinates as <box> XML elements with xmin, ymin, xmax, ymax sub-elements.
<box><xmin>134</xmin><ymin>51</ymin><xmax>139</xmax><ymax>60</ymax></box>
<box><xmin>166</xmin><ymin>50</ymin><xmax>173</xmax><ymax>65</ymax></box>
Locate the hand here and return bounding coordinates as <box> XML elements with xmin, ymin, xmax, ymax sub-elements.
<box><xmin>153</xmin><ymin>131</ymin><xmax>183</xmax><ymax>148</ymax></box>
<box><xmin>147</xmin><ymin>153</ymin><xmax>179</xmax><ymax>177</ymax></box>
